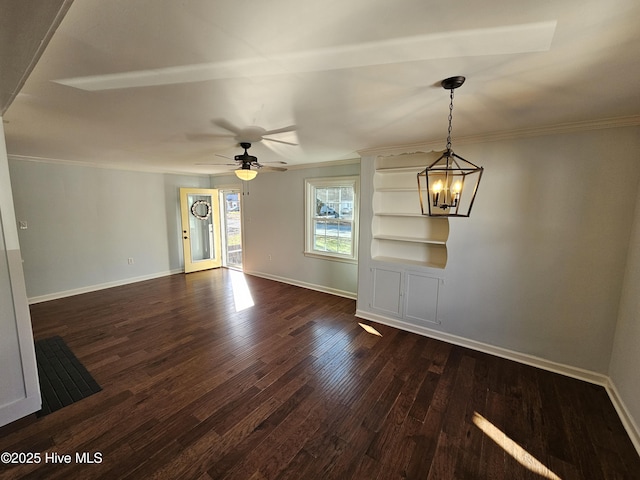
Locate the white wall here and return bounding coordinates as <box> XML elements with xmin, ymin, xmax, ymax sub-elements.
<box><xmin>358</xmin><ymin>126</ymin><xmax>640</xmax><ymax>375</ymax></box>
<box><xmin>8</xmin><ymin>159</ymin><xmax>210</xmax><ymax>301</ymax></box>
<box><xmin>211</xmin><ymin>161</ymin><xmax>360</xmax><ymax>298</ymax></box>
<box><xmin>9</xmin><ymin>157</ymin><xmax>360</xmax><ymax>301</ymax></box>
<box><xmin>609</xmin><ymin>183</ymin><xmax>640</xmax><ymax>446</ymax></box>
<box><xmin>441</xmin><ymin>127</ymin><xmax>640</xmax><ymax>373</ymax></box>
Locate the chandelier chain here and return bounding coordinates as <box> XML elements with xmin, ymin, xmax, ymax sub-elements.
<box><xmin>446</xmin><ymin>88</ymin><xmax>454</xmax><ymax>152</ymax></box>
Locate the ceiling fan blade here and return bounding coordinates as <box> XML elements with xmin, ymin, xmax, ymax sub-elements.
<box><xmin>215</xmin><ymin>153</ymin><xmax>233</xmax><ymax>160</ymax></box>
<box><xmin>263</xmin><ymin>125</ymin><xmax>296</xmax><ymax>135</ymax></box>
<box><xmin>263</xmin><ymin>137</ymin><xmax>298</xmax><ymax>146</ymax></box>
<box><xmin>186</xmin><ymin>133</ymin><xmax>235</xmax><ymax>141</ymax></box>
<box><xmin>195</xmin><ymin>162</ymin><xmax>237</xmax><ymax>166</ymax></box>
<box><xmin>261</xmin><ymin>160</ymin><xmax>288</xmax><ymax>165</ymax></box>
<box><xmin>260</xmin><ymin>166</ymin><xmax>288</xmax><ymax>172</ymax></box>
<box><xmin>212</xmin><ymin>118</ymin><xmax>242</xmax><ymax>135</ymax></box>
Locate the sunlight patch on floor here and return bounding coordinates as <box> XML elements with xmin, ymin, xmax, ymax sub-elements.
<box><xmin>230</xmin><ymin>270</ymin><xmax>254</xmax><ymax>312</ymax></box>
<box><xmin>473</xmin><ymin>412</ymin><xmax>561</xmax><ymax>480</ymax></box>
<box><xmin>358</xmin><ymin>322</ymin><xmax>383</xmax><ymax>337</ymax></box>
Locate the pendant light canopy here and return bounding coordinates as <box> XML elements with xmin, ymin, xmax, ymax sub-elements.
<box><xmin>417</xmin><ymin>76</ymin><xmax>483</xmax><ymax>217</ymax></box>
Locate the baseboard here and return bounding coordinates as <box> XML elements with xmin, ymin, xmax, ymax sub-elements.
<box><xmin>605</xmin><ymin>380</ymin><xmax>640</xmax><ymax>456</ymax></box>
<box><xmin>245</xmin><ymin>270</ymin><xmax>357</xmax><ymax>300</ymax></box>
<box><xmin>29</xmin><ymin>268</ymin><xmax>357</xmax><ymax>304</ymax></box>
<box><xmin>28</xmin><ymin>269</ymin><xmax>183</xmax><ymax>304</ymax></box>
<box><xmin>356</xmin><ymin>309</ymin><xmax>640</xmax><ymax>457</ymax></box>
<box><xmin>355</xmin><ymin>309</ymin><xmax>609</xmax><ymax>386</ymax></box>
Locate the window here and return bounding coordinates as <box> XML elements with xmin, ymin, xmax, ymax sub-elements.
<box><xmin>305</xmin><ymin>176</ymin><xmax>359</xmax><ymax>263</ymax></box>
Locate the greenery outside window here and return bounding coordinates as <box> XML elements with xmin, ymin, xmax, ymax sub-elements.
<box><xmin>305</xmin><ymin>176</ymin><xmax>359</xmax><ymax>263</ymax></box>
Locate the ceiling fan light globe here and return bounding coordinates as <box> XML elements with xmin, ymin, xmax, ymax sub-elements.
<box><xmin>235</xmin><ymin>169</ymin><xmax>258</xmax><ymax>181</ymax></box>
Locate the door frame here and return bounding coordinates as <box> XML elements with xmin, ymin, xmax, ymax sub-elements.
<box><xmin>0</xmin><ymin>125</ymin><xmax>41</xmax><ymax>426</ymax></box>
<box><xmin>220</xmin><ymin>188</ymin><xmax>243</xmax><ymax>270</ymax></box>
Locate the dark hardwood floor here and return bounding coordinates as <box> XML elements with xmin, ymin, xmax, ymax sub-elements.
<box><xmin>1</xmin><ymin>269</ymin><xmax>638</xmax><ymax>479</ymax></box>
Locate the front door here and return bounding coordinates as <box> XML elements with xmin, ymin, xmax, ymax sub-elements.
<box><xmin>180</xmin><ymin>188</ymin><xmax>222</xmax><ymax>273</ymax></box>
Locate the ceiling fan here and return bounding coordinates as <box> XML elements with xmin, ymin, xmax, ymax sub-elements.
<box><xmin>198</xmin><ymin>142</ymin><xmax>287</xmax><ymax>181</ymax></box>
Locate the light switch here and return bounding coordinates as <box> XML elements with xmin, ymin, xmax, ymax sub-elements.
<box><xmin>18</xmin><ymin>221</ymin><xmax>28</xmax><ymax>230</ymax></box>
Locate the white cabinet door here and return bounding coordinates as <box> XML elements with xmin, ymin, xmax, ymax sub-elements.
<box><xmin>371</xmin><ymin>268</ymin><xmax>403</xmax><ymax>316</ymax></box>
<box><xmin>404</xmin><ymin>272</ymin><xmax>440</xmax><ymax>325</ymax></box>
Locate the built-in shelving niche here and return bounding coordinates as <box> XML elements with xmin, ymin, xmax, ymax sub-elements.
<box><xmin>372</xmin><ymin>151</ymin><xmax>449</xmax><ymax>268</ymax></box>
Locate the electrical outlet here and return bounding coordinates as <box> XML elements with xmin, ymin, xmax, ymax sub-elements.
<box><xmin>268</xmin><ymin>254</ymin><xmax>272</xmax><ymax>261</ymax></box>
<box><xmin>128</xmin><ymin>258</ymin><xmax>134</xmax><ymax>264</ymax></box>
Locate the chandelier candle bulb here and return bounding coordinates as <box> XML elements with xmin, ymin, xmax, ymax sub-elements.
<box><xmin>432</xmin><ymin>180</ymin><xmax>443</xmax><ymax>206</ymax></box>
<box><xmin>451</xmin><ymin>180</ymin><xmax>462</xmax><ymax>207</ymax></box>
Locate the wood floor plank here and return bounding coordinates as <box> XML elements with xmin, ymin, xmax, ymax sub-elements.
<box><xmin>1</xmin><ymin>269</ymin><xmax>638</xmax><ymax>479</ymax></box>
<box><xmin>208</xmin><ymin>383</ymin><xmax>315</xmax><ymax>479</ymax></box>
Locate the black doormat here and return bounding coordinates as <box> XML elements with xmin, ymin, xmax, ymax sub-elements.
<box><xmin>34</xmin><ymin>336</ymin><xmax>102</xmax><ymax>417</ymax></box>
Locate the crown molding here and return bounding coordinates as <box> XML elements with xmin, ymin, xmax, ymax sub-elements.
<box><xmin>7</xmin><ymin>154</ymin><xmax>212</xmax><ymax>177</ymax></box>
<box><xmin>358</xmin><ymin>115</ymin><xmax>640</xmax><ymax>157</ymax></box>
<box><xmin>10</xmin><ymin>153</ymin><xmax>360</xmax><ymax>177</ymax></box>
<box><xmin>284</xmin><ymin>157</ymin><xmax>360</xmax><ymax>170</ymax></box>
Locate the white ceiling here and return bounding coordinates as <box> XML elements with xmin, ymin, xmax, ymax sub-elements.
<box><xmin>3</xmin><ymin>0</ymin><xmax>640</xmax><ymax>175</ymax></box>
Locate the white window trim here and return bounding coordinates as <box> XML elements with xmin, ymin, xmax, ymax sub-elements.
<box><xmin>304</xmin><ymin>175</ymin><xmax>359</xmax><ymax>264</ymax></box>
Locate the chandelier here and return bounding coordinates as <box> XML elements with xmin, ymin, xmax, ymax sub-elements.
<box><xmin>417</xmin><ymin>76</ymin><xmax>483</xmax><ymax>217</ymax></box>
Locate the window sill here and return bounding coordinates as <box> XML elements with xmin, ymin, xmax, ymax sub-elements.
<box><xmin>304</xmin><ymin>251</ymin><xmax>358</xmax><ymax>265</ymax></box>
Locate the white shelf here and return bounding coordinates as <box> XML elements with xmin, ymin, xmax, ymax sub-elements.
<box><xmin>374</xmin><ymin>235</ymin><xmax>446</xmax><ymax>245</ymax></box>
<box><xmin>371</xmin><ymin>256</ymin><xmax>444</xmax><ymax>269</ymax></box>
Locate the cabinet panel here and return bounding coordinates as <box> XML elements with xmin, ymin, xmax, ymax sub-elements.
<box><xmin>405</xmin><ymin>272</ymin><xmax>440</xmax><ymax>325</ymax></box>
<box><xmin>371</xmin><ymin>268</ymin><xmax>402</xmax><ymax>316</ymax></box>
